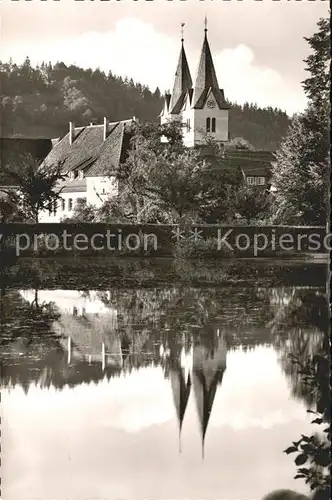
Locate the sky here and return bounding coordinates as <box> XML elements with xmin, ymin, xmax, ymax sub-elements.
<box><xmin>1</xmin><ymin>0</ymin><xmax>329</xmax><ymax>114</ymax></box>
<box><xmin>2</xmin><ymin>346</ymin><xmax>313</xmax><ymax>500</ymax></box>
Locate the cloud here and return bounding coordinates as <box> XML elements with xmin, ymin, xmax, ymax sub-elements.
<box><xmin>213</xmin><ymin>44</ymin><xmax>307</xmax><ymax>114</ymax></box>
<box><xmin>3</xmin><ymin>18</ymin><xmax>178</xmax><ymax>93</ymax></box>
<box><xmin>2</xmin><ymin>17</ymin><xmax>306</xmax><ymax>114</ymax></box>
<box><xmin>3</xmin><ymin>367</ymin><xmax>174</xmax><ymax>434</ymax></box>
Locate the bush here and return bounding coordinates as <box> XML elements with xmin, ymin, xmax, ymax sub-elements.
<box><xmin>172</xmin><ymin>236</ymin><xmax>234</xmax><ymax>259</ymax></box>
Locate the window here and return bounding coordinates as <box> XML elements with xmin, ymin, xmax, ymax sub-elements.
<box><xmin>48</xmin><ymin>202</ymin><xmax>52</xmax><ymax>216</ymax></box>
<box><xmin>76</xmin><ymin>197</ymin><xmax>86</xmax><ymax>208</ymax></box>
<box><xmin>78</xmin><ymin>170</ymin><xmax>84</xmax><ymax>180</ymax></box>
<box><xmin>68</xmin><ymin>198</ymin><xmax>73</xmax><ymax>211</ymax></box>
<box><xmin>61</xmin><ymin>199</ymin><xmax>65</xmax><ymax>211</ymax></box>
<box><xmin>211</xmin><ymin>118</ymin><xmax>216</xmax><ymax>133</ymax></box>
<box><xmin>247</xmin><ymin>176</ymin><xmax>266</xmax><ymax>186</ymax></box>
<box><xmin>53</xmin><ymin>201</ymin><xmax>57</xmax><ymax>215</ymax></box>
<box><xmin>206</xmin><ymin>117</ymin><xmax>211</xmax><ymax>132</ymax></box>
<box><xmin>186</xmin><ymin>118</ymin><xmax>191</xmax><ymax>131</ymax></box>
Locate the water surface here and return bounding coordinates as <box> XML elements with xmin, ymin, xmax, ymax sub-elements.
<box><xmin>0</xmin><ymin>285</ymin><xmax>327</xmax><ymax>500</ymax></box>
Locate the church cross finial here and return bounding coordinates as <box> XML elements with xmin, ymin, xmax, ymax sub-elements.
<box><xmin>181</xmin><ymin>22</ymin><xmax>185</xmax><ymax>44</ymax></box>
<box><xmin>204</xmin><ymin>16</ymin><xmax>208</xmax><ymax>34</ymax></box>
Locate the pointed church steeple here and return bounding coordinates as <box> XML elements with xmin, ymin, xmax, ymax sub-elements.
<box><xmin>169</xmin><ymin>25</ymin><xmax>193</xmax><ymax>114</ymax></box>
<box><xmin>192</xmin><ymin>335</ymin><xmax>228</xmax><ymax>459</ymax></box>
<box><xmin>192</xmin><ymin>20</ymin><xmax>228</xmax><ymax>109</ymax></box>
<box><xmin>170</xmin><ymin>362</ymin><xmax>192</xmax><ymax>453</ymax></box>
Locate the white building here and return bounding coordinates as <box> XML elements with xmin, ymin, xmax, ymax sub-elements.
<box><xmin>160</xmin><ymin>25</ymin><xmax>230</xmax><ymax>147</ymax></box>
<box><xmin>39</xmin><ymin>118</ymin><xmax>136</xmax><ymax>222</ymax></box>
<box><xmin>36</xmin><ymin>25</ymin><xmax>271</xmax><ymax>223</ymax></box>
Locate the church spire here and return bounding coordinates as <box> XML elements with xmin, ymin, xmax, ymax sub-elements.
<box><xmin>192</xmin><ymin>335</ymin><xmax>228</xmax><ymax>459</ymax></box>
<box><xmin>192</xmin><ymin>22</ymin><xmax>227</xmax><ymax>109</ymax></box>
<box><xmin>169</xmin><ymin>361</ymin><xmax>191</xmax><ymax>454</ymax></box>
<box><xmin>169</xmin><ymin>24</ymin><xmax>193</xmax><ymax>114</ymax></box>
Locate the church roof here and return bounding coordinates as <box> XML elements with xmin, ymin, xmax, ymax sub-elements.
<box><xmin>43</xmin><ymin>120</ymin><xmax>133</xmax><ymax>177</ymax></box>
<box><xmin>170</xmin><ymin>364</ymin><xmax>191</xmax><ymax>431</ymax></box>
<box><xmin>192</xmin><ymin>336</ymin><xmax>228</xmax><ymax>457</ymax></box>
<box><xmin>192</xmin><ymin>367</ymin><xmax>225</xmax><ymax>453</ymax></box>
<box><xmin>169</xmin><ymin>43</ymin><xmax>193</xmax><ymax>114</ymax></box>
<box><xmin>193</xmin><ymin>32</ymin><xmax>229</xmax><ymax>110</ymax></box>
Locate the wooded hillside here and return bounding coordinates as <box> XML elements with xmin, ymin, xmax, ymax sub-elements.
<box><xmin>0</xmin><ymin>59</ymin><xmax>290</xmax><ymax>150</ymax></box>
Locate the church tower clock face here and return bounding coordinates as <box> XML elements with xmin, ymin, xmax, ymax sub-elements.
<box><xmin>207</xmin><ymin>99</ymin><xmax>216</xmax><ymax>109</ymax></box>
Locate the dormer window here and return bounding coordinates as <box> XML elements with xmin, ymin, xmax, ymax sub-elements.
<box><xmin>78</xmin><ymin>170</ymin><xmax>84</xmax><ymax>180</ymax></box>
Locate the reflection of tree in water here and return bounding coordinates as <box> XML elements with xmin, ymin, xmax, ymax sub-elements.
<box><xmin>0</xmin><ymin>285</ymin><xmax>278</xmax><ymax>392</ymax></box>
<box><xmin>262</xmin><ymin>287</ymin><xmax>330</xmax><ymax>497</ymax></box>
<box><xmin>2</xmin><ymin>285</ymin><xmax>324</xmax><ymax>397</ymax></box>
<box><xmin>0</xmin><ymin>289</ymin><xmax>60</xmax><ymax>344</ymax></box>
<box><xmin>0</xmin><ymin>289</ymin><xmax>124</xmax><ymax>391</ymax></box>
<box><xmin>99</xmin><ymin>286</ymin><xmax>272</xmax><ymax>348</ymax></box>
<box><xmin>266</xmin><ymin>288</ymin><xmax>328</xmax><ymax>408</ymax></box>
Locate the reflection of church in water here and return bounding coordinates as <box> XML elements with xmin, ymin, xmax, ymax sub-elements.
<box><xmin>162</xmin><ymin>332</ymin><xmax>228</xmax><ymax>458</ymax></box>
<box><xmin>15</xmin><ymin>290</ymin><xmax>228</xmax><ymax>441</ymax></box>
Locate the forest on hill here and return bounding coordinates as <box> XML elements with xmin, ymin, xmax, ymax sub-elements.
<box><xmin>0</xmin><ymin>58</ymin><xmax>291</xmax><ymax>150</ymax></box>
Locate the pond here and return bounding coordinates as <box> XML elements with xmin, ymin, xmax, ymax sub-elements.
<box><xmin>0</xmin><ymin>273</ymin><xmax>328</xmax><ymax>500</ymax></box>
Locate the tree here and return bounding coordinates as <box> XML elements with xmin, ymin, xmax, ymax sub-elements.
<box><xmin>62</xmin><ymin>199</ymin><xmax>97</xmax><ymax>223</ymax></box>
<box><xmin>283</xmin><ymin>334</ymin><xmax>330</xmax><ymax>498</ymax></box>
<box><xmin>115</xmin><ymin>121</ymin><xmax>240</xmax><ymax>223</ymax></box>
<box><xmin>233</xmin><ymin>185</ymin><xmax>272</xmax><ymax>223</ymax></box>
<box><xmin>302</xmin><ymin>18</ymin><xmax>330</xmax><ymax>110</ymax></box>
<box><xmin>3</xmin><ymin>153</ymin><xmax>66</xmax><ymax>223</ymax></box>
<box><xmin>227</xmin><ymin>136</ymin><xmax>255</xmax><ymax>151</ymax></box>
<box><xmin>0</xmin><ymin>195</ymin><xmax>26</xmax><ymax>223</ymax></box>
<box><xmin>271</xmin><ymin>17</ymin><xmax>330</xmax><ymax>225</ymax></box>
<box><xmin>270</xmin><ymin>287</ymin><xmax>331</xmax><ymax>497</ymax></box>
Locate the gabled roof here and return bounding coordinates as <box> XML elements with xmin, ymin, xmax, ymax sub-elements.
<box><xmin>169</xmin><ymin>43</ymin><xmax>193</xmax><ymax>114</ymax></box>
<box><xmin>192</xmin><ymin>336</ymin><xmax>228</xmax><ymax>457</ymax></box>
<box><xmin>170</xmin><ymin>363</ymin><xmax>192</xmax><ymax>431</ymax></box>
<box><xmin>193</xmin><ymin>32</ymin><xmax>229</xmax><ymax>110</ymax></box>
<box><xmin>197</xmin><ymin>147</ymin><xmax>274</xmax><ymax>178</ymax></box>
<box><xmin>43</xmin><ymin>120</ymin><xmax>134</xmax><ymax>177</ymax></box>
<box><xmin>160</xmin><ymin>94</ymin><xmax>172</xmax><ymax>116</ymax></box>
<box><xmin>192</xmin><ymin>367</ymin><xmax>225</xmax><ymax>445</ymax></box>
<box><xmin>57</xmin><ymin>178</ymin><xmax>87</xmax><ymax>193</ymax></box>
<box><xmin>194</xmin><ymin>87</ymin><xmax>230</xmax><ymax>110</ymax></box>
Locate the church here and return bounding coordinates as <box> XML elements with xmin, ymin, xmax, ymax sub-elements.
<box><xmin>29</xmin><ymin>24</ymin><xmax>271</xmax><ymax>222</ymax></box>
<box><xmin>160</xmin><ymin>22</ymin><xmax>230</xmax><ymax>147</ymax></box>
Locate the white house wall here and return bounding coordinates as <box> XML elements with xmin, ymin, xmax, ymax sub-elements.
<box><xmin>182</xmin><ymin>108</ymin><xmax>196</xmax><ymax>147</ymax></box>
<box><xmin>162</xmin><ymin>97</ymin><xmax>229</xmax><ymax>147</ymax></box>
<box><xmin>86</xmin><ymin>176</ymin><xmax>118</xmax><ymax>207</ymax></box>
<box><xmin>39</xmin><ymin>175</ymin><xmax>118</xmax><ymax>222</ymax></box>
<box><xmin>193</xmin><ymin>106</ymin><xmax>229</xmax><ymax>145</ymax></box>
<box><xmin>39</xmin><ymin>191</ymin><xmax>86</xmax><ymax>222</ymax></box>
